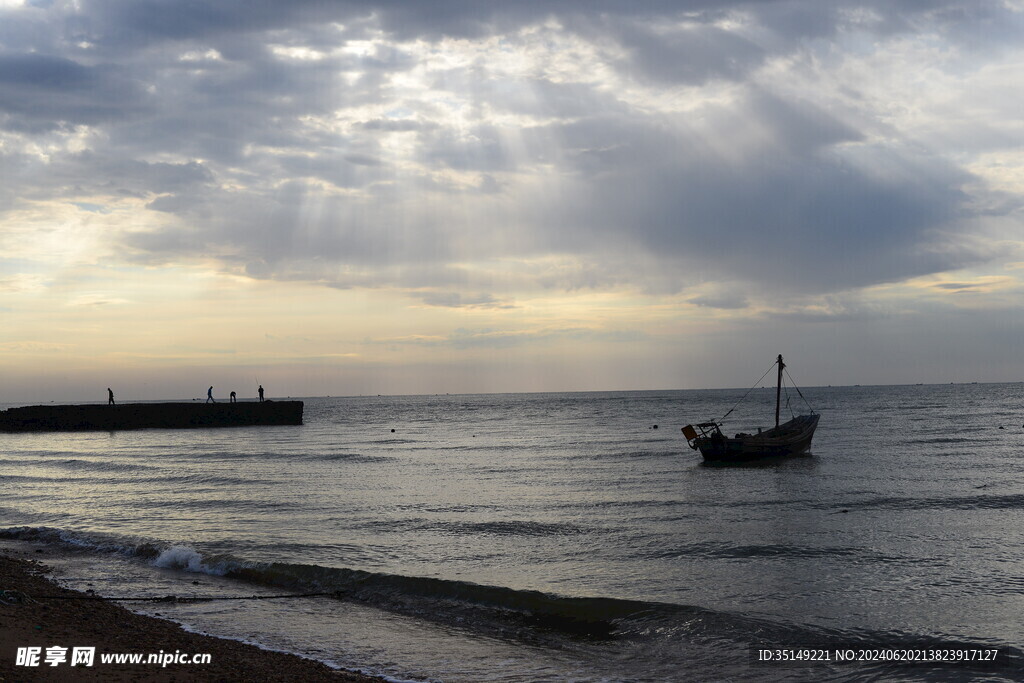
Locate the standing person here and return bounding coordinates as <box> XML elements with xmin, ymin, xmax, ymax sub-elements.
<box><xmin>207</xmin><ymin>386</ymin><xmax>215</xmax><ymax>403</ymax></box>
<box><xmin>107</xmin><ymin>388</ymin><xmax>115</xmax><ymax>405</ymax></box>
<box><xmin>258</xmin><ymin>385</ymin><xmax>264</xmax><ymax>402</ymax></box>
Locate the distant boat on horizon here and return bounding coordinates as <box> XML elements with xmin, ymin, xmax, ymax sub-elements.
<box><xmin>682</xmin><ymin>355</ymin><xmax>819</xmax><ymax>464</ymax></box>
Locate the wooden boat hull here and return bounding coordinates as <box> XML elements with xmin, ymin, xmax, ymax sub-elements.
<box><xmin>0</xmin><ymin>401</ymin><xmax>304</xmax><ymax>432</ymax></box>
<box><xmin>694</xmin><ymin>414</ymin><xmax>819</xmax><ymax>463</ymax></box>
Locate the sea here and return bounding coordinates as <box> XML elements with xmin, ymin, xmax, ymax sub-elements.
<box><xmin>1</xmin><ymin>384</ymin><xmax>1023</xmax><ymax>682</ymax></box>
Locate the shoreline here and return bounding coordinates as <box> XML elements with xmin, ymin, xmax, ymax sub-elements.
<box><xmin>0</xmin><ymin>550</ymin><xmax>386</xmax><ymax>681</ymax></box>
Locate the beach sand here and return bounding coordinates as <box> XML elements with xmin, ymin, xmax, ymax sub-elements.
<box><xmin>0</xmin><ymin>550</ymin><xmax>385</xmax><ymax>681</ymax></box>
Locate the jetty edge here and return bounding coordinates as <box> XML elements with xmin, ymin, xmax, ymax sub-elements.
<box><xmin>0</xmin><ymin>401</ymin><xmax>303</xmax><ymax>432</ymax></box>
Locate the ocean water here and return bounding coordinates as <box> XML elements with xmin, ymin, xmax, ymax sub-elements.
<box><xmin>1</xmin><ymin>384</ymin><xmax>1023</xmax><ymax>681</ymax></box>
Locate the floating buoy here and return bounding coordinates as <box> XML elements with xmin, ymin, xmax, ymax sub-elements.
<box><xmin>391</xmin><ymin>429</ymin><xmax>395</xmax><ymax>433</ymax></box>
<box><xmin>653</xmin><ymin>425</ymin><xmax>658</xmax><ymax>429</ymax></box>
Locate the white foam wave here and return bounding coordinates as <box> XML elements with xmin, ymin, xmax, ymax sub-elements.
<box><xmin>152</xmin><ymin>545</ymin><xmax>229</xmax><ymax>576</ymax></box>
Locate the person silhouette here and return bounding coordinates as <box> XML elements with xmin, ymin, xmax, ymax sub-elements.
<box><xmin>107</xmin><ymin>388</ymin><xmax>115</xmax><ymax>405</ymax></box>
<box><xmin>207</xmin><ymin>386</ymin><xmax>215</xmax><ymax>403</ymax></box>
<box><xmin>230</xmin><ymin>391</ymin><xmax>236</xmax><ymax>403</ymax></box>
<box><xmin>258</xmin><ymin>385</ymin><xmax>264</xmax><ymax>402</ymax></box>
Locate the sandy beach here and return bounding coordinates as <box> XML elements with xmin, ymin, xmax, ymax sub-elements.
<box><xmin>0</xmin><ymin>550</ymin><xmax>384</xmax><ymax>682</ymax></box>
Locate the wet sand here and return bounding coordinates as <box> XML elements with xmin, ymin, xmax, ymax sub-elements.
<box><xmin>0</xmin><ymin>551</ymin><xmax>385</xmax><ymax>681</ymax></box>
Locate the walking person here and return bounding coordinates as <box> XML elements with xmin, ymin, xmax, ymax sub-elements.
<box><xmin>207</xmin><ymin>386</ymin><xmax>215</xmax><ymax>403</ymax></box>
<box><xmin>107</xmin><ymin>388</ymin><xmax>115</xmax><ymax>405</ymax></box>
<box><xmin>230</xmin><ymin>391</ymin><xmax>236</xmax><ymax>403</ymax></box>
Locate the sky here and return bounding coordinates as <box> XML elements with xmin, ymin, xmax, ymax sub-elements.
<box><xmin>1</xmin><ymin>0</ymin><xmax>1023</xmax><ymax>402</ymax></box>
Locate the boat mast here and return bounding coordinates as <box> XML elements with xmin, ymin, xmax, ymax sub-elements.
<box><xmin>775</xmin><ymin>354</ymin><xmax>784</xmax><ymax>428</ymax></box>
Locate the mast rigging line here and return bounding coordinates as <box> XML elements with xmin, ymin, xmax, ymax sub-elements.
<box><xmin>783</xmin><ymin>367</ymin><xmax>815</xmax><ymax>413</ymax></box>
<box><xmin>719</xmin><ymin>360</ymin><xmax>779</xmax><ymax>423</ymax></box>
<box><xmin>718</xmin><ymin>359</ymin><xmax>816</xmax><ymax>423</ymax></box>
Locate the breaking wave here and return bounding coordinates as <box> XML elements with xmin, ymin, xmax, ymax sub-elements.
<box><xmin>3</xmin><ymin>523</ymin><xmax>1023</xmax><ymax>681</ymax></box>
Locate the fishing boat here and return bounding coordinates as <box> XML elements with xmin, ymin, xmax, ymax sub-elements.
<box><xmin>682</xmin><ymin>355</ymin><xmax>819</xmax><ymax>463</ymax></box>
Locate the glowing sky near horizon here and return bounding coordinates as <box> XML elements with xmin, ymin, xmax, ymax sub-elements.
<box><xmin>1</xmin><ymin>1</ymin><xmax>1023</xmax><ymax>401</ymax></box>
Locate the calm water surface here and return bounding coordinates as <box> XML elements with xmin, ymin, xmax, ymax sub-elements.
<box><xmin>2</xmin><ymin>384</ymin><xmax>1023</xmax><ymax>681</ymax></box>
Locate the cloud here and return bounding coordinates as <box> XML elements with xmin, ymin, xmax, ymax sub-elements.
<box><xmin>372</xmin><ymin>325</ymin><xmax>648</xmax><ymax>350</ymax></box>
<box><xmin>410</xmin><ymin>291</ymin><xmax>516</xmax><ymax>309</ymax></box>
<box><xmin>0</xmin><ymin>0</ymin><xmax>1019</xmax><ymax>303</ymax></box>
<box><xmin>689</xmin><ymin>292</ymin><xmax>749</xmax><ymax>310</ymax></box>
<box><xmin>360</xmin><ymin>118</ymin><xmax>439</xmax><ymax>132</ymax></box>
<box><xmin>770</xmin><ymin>296</ymin><xmax>892</xmax><ymax>323</ymax></box>
<box><xmin>0</xmin><ymin>53</ymin><xmax>151</xmax><ymax>132</ymax></box>
<box><xmin>505</xmin><ymin>89</ymin><xmax>987</xmax><ymax>292</ymax></box>
<box><xmin>927</xmin><ymin>276</ymin><xmax>1017</xmax><ymax>294</ymax></box>
<box><xmin>602</xmin><ymin>16</ymin><xmax>768</xmax><ymax>86</ymax></box>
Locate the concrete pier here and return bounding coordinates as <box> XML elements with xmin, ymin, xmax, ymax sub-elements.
<box><xmin>0</xmin><ymin>401</ymin><xmax>304</xmax><ymax>432</ymax></box>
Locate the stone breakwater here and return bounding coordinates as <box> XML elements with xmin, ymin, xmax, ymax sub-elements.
<box><xmin>0</xmin><ymin>401</ymin><xmax>303</xmax><ymax>432</ymax></box>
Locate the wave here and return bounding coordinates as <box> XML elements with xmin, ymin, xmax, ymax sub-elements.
<box><xmin>152</xmin><ymin>474</ymin><xmax>269</xmax><ymax>487</ymax></box>
<box><xmin>905</xmin><ymin>436</ymin><xmax>999</xmax><ymax>445</ymax></box>
<box><xmin>139</xmin><ymin>498</ymin><xmax>304</xmax><ymax>512</ymax></box>
<box><xmin>151</xmin><ymin>544</ymin><xmax>235</xmax><ymax>575</ymax></box>
<box><xmin>0</xmin><ymin>526</ymin><xmax>165</xmax><ymax>559</ymax></box>
<box><xmin>0</xmin><ymin>474</ymin><xmax>55</xmax><ymax>483</ymax></box>
<box><xmin>0</xmin><ymin>457</ymin><xmax>156</xmax><ymax>473</ymax></box>
<box><xmin>565</xmin><ymin>448</ymin><xmax>677</xmax><ymax>461</ymax></box>
<box><xmin>848</xmin><ymin>493</ymin><xmax>1024</xmax><ymax>512</ymax></box>
<box><xmin>366</xmin><ymin>518</ymin><xmax>587</xmax><ymax>537</ymax></box>
<box><xmin>348</xmin><ymin>517</ymin><xmax>584</xmax><ymax>539</ymax></box>
<box><xmin>640</xmin><ymin>542</ymin><xmax>906</xmax><ymax>563</ymax></box>
<box><xmin>4</xmin><ymin>523</ymin><xmax>1023</xmax><ymax>680</ymax></box>
<box><xmin>0</xmin><ymin>525</ymin><xmax>630</xmax><ymax>639</ymax></box>
<box><xmin>314</xmin><ymin>452</ymin><xmax>395</xmax><ymax>463</ymax></box>
<box><xmin>422</xmin><ymin>520</ymin><xmax>584</xmax><ymax>537</ymax></box>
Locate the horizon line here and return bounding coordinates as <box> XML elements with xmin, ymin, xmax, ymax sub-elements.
<box><xmin>1</xmin><ymin>380</ymin><xmax>1018</xmax><ymax>406</ymax></box>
